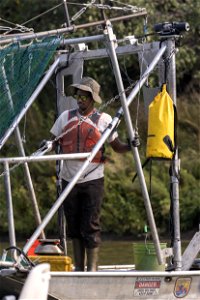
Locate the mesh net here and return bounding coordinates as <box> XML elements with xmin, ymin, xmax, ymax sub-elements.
<box><xmin>0</xmin><ymin>36</ymin><xmax>60</xmax><ymax>147</ymax></box>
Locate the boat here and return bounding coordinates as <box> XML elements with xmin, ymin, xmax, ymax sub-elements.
<box><xmin>0</xmin><ymin>2</ymin><xmax>199</xmax><ymax>299</ymax></box>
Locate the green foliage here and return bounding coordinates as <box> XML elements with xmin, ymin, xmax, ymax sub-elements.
<box><xmin>0</xmin><ymin>0</ymin><xmax>199</xmax><ymax>239</ymax></box>
<box><xmin>179</xmin><ymin>169</ymin><xmax>200</xmax><ymax>230</ymax></box>
<box><xmin>102</xmin><ymin>157</ymin><xmax>146</xmax><ymax>235</ymax></box>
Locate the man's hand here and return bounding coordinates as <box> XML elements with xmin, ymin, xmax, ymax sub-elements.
<box><xmin>39</xmin><ymin>139</ymin><xmax>53</xmax><ymax>151</ymax></box>
<box><xmin>32</xmin><ymin>140</ymin><xmax>53</xmax><ymax>156</ymax></box>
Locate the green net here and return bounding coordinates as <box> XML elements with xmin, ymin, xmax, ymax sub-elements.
<box><xmin>0</xmin><ymin>36</ymin><xmax>61</xmax><ymax>147</ymax></box>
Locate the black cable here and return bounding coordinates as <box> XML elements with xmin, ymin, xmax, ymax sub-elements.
<box><xmin>5</xmin><ymin>246</ymin><xmax>35</xmax><ymax>268</ymax></box>
<box><xmin>149</xmin><ymin>159</ymin><xmax>152</xmax><ymax>198</ymax></box>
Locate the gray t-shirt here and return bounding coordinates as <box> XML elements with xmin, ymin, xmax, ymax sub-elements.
<box><xmin>50</xmin><ymin>109</ymin><xmax>118</xmax><ymax>183</ymax></box>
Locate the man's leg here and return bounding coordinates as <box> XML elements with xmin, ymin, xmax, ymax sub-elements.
<box><xmin>72</xmin><ymin>238</ymin><xmax>85</xmax><ymax>271</ymax></box>
<box><xmin>79</xmin><ymin>178</ymin><xmax>104</xmax><ymax>271</ymax></box>
<box><xmin>62</xmin><ymin>180</ymin><xmax>85</xmax><ymax>271</ymax></box>
<box><xmin>86</xmin><ymin>247</ymin><xmax>99</xmax><ymax>272</ymax></box>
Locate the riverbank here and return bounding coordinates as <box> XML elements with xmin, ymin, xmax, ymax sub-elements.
<box><xmin>1</xmin><ymin>229</ymin><xmax>197</xmax><ymax>243</ymax></box>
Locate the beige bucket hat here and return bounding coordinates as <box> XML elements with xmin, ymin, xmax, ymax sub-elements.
<box><xmin>70</xmin><ymin>77</ymin><xmax>102</xmax><ymax>104</ymax></box>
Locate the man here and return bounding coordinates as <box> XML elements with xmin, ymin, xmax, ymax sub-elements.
<box><xmin>50</xmin><ymin>77</ymin><xmax>130</xmax><ymax>271</ymax></box>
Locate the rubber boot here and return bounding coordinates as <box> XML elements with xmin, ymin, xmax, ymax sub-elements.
<box><xmin>86</xmin><ymin>247</ymin><xmax>99</xmax><ymax>272</ymax></box>
<box><xmin>72</xmin><ymin>239</ymin><xmax>85</xmax><ymax>271</ymax></box>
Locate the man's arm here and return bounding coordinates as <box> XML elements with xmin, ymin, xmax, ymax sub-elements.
<box><xmin>110</xmin><ymin>137</ymin><xmax>131</xmax><ymax>153</ymax></box>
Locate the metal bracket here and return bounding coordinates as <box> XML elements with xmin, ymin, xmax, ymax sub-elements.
<box><xmin>182</xmin><ymin>231</ymin><xmax>200</xmax><ymax>270</ymax></box>
<box><xmin>162</xmin><ymin>247</ymin><xmax>173</xmax><ymax>258</ymax></box>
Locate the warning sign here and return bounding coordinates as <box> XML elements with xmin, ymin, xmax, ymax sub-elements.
<box><xmin>134</xmin><ymin>277</ymin><xmax>161</xmax><ymax>297</ymax></box>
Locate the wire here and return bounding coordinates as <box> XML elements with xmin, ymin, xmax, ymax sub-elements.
<box><xmin>0</xmin><ymin>17</ymin><xmax>33</xmax><ymax>35</ymax></box>
<box><xmin>21</xmin><ymin>3</ymin><xmax>64</xmax><ymax>26</ymax></box>
<box><xmin>104</xmin><ymin>0</ymin><xmax>146</xmax><ymax>12</ymax></box>
<box><xmin>0</xmin><ymin>162</ymin><xmax>22</xmax><ymax>178</ymax></box>
<box><xmin>5</xmin><ymin>246</ymin><xmax>35</xmax><ymax>268</ymax></box>
<box><xmin>71</xmin><ymin>0</ymin><xmax>97</xmax><ymax>22</ymax></box>
<box><xmin>0</xmin><ymin>17</ymin><xmax>22</xmax><ymax>27</ymax></box>
<box><xmin>135</xmin><ymin>39</ymin><xmax>145</xmax><ymax>131</ymax></box>
<box><xmin>2</xmin><ymin>3</ymin><xmax>63</xmax><ymax>35</ymax></box>
<box><xmin>121</xmin><ymin>56</ymin><xmax>135</xmax><ymax>86</ymax></box>
<box><xmin>22</xmin><ymin>114</ymin><xmax>27</xmax><ymax>144</ymax></box>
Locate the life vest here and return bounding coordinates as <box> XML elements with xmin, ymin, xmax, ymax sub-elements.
<box><xmin>60</xmin><ymin>109</ymin><xmax>104</xmax><ymax>163</ymax></box>
<box><xmin>146</xmin><ymin>84</ymin><xmax>175</xmax><ymax>159</ymax></box>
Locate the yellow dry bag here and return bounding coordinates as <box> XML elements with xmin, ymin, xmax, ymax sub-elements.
<box><xmin>146</xmin><ymin>84</ymin><xmax>175</xmax><ymax>159</ymax></box>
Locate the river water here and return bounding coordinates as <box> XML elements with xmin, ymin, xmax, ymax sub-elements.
<box><xmin>1</xmin><ymin>238</ymin><xmax>191</xmax><ymax>266</ymax></box>
<box><xmin>0</xmin><ymin>239</ymin><xmax>135</xmax><ymax>265</ymax></box>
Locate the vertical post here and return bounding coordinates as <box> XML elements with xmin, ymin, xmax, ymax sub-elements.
<box><xmin>14</xmin><ymin>128</ymin><xmax>46</xmax><ymax>239</ymax></box>
<box><xmin>99</xmin><ymin>0</ymin><xmax>107</xmax><ymax>21</ymax></box>
<box><xmin>63</xmin><ymin>0</ymin><xmax>71</xmax><ymax>27</ymax></box>
<box><xmin>104</xmin><ymin>21</ymin><xmax>164</xmax><ymax>264</ymax></box>
<box><xmin>4</xmin><ymin>162</ymin><xmax>16</xmax><ymax>248</ymax></box>
<box><xmin>165</xmin><ymin>37</ymin><xmax>182</xmax><ymax>270</ymax></box>
<box><xmin>1</xmin><ymin>63</ymin><xmax>45</xmax><ymax>239</ymax></box>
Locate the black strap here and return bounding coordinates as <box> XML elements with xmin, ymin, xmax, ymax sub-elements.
<box><xmin>68</xmin><ymin>108</ymin><xmax>78</xmax><ymax>119</ymax></box>
<box><xmin>68</xmin><ymin>109</ymin><xmax>101</xmax><ymax>125</ymax></box>
<box><xmin>89</xmin><ymin>110</ymin><xmax>101</xmax><ymax>124</ymax></box>
<box><xmin>173</xmin><ymin>104</ymin><xmax>178</xmax><ymax>157</ymax></box>
<box><xmin>132</xmin><ymin>158</ymin><xmax>151</xmax><ymax>183</ymax></box>
<box><xmin>83</xmin><ymin>164</ymin><xmax>101</xmax><ymax>178</ymax></box>
<box><xmin>163</xmin><ymin>135</ymin><xmax>174</xmax><ymax>152</ymax></box>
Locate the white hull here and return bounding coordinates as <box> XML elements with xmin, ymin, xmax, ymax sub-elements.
<box><xmin>49</xmin><ymin>270</ymin><xmax>200</xmax><ymax>300</ymax></box>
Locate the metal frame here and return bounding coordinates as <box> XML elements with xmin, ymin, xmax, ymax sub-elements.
<box><xmin>50</xmin><ymin>270</ymin><xmax>200</xmax><ymax>277</ymax></box>
<box><xmin>104</xmin><ymin>20</ymin><xmax>165</xmax><ymax>265</ymax></box>
<box><xmin>1</xmin><ymin>36</ymin><xmax>168</xmax><ymax>264</ymax></box>
<box><xmin>1</xmin><ymin>20</ymin><xmax>198</xmax><ymax>272</ymax></box>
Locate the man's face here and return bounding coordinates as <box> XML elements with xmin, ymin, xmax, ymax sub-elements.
<box><xmin>74</xmin><ymin>89</ymin><xmax>94</xmax><ymax>113</ymax></box>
